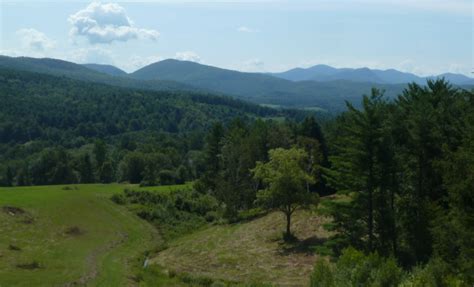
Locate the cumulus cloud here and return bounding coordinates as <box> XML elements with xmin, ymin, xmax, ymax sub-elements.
<box><xmin>16</xmin><ymin>28</ymin><xmax>55</xmax><ymax>51</ymax></box>
<box><xmin>68</xmin><ymin>1</ymin><xmax>160</xmax><ymax>44</ymax></box>
<box><xmin>237</xmin><ymin>26</ymin><xmax>259</xmax><ymax>33</ymax></box>
<box><xmin>174</xmin><ymin>51</ymin><xmax>202</xmax><ymax>63</ymax></box>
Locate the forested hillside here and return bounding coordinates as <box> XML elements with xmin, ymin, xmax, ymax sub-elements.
<box><xmin>82</xmin><ymin>63</ymin><xmax>127</xmax><ymax>76</ymax></box>
<box><xmin>0</xmin><ymin>56</ymin><xmax>408</xmax><ymax>112</ymax></box>
<box><xmin>312</xmin><ymin>80</ymin><xmax>474</xmax><ymax>285</ymax></box>
<box><xmin>0</xmin><ymin>68</ymin><xmax>302</xmax><ymax>187</ymax></box>
<box><xmin>0</xmin><ymin>56</ymin><xmax>200</xmax><ymax>93</ymax></box>
<box><xmin>130</xmin><ymin>59</ymin><xmax>408</xmax><ymax>111</ymax></box>
<box><xmin>272</xmin><ymin>64</ymin><xmax>474</xmax><ymax>85</ymax></box>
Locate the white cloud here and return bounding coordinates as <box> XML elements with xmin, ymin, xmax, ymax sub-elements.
<box><xmin>68</xmin><ymin>1</ymin><xmax>160</xmax><ymax>44</ymax></box>
<box><xmin>174</xmin><ymin>51</ymin><xmax>202</xmax><ymax>63</ymax></box>
<box><xmin>237</xmin><ymin>26</ymin><xmax>259</xmax><ymax>33</ymax></box>
<box><xmin>0</xmin><ymin>49</ymin><xmax>23</xmax><ymax>57</ymax></box>
<box><xmin>241</xmin><ymin>58</ymin><xmax>265</xmax><ymax>72</ymax></box>
<box><xmin>68</xmin><ymin>47</ymin><xmax>115</xmax><ymax>64</ymax></box>
<box><xmin>16</xmin><ymin>28</ymin><xmax>55</xmax><ymax>52</ymax></box>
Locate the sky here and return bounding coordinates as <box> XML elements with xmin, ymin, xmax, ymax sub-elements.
<box><xmin>0</xmin><ymin>0</ymin><xmax>472</xmax><ymax>75</ymax></box>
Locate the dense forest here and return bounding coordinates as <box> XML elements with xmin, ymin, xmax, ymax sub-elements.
<box><xmin>0</xmin><ymin>68</ymin><xmax>307</xmax><ymax>186</ymax></box>
<box><xmin>1</xmin><ymin>65</ymin><xmax>473</xmax><ymax>285</ymax></box>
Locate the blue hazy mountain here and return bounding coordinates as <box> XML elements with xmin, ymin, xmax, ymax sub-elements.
<box><xmin>82</xmin><ymin>63</ymin><xmax>127</xmax><ymax>77</ymax></box>
<box><xmin>272</xmin><ymin>65</ymin><xmax>474</xmax><ymax>85</ymax></box>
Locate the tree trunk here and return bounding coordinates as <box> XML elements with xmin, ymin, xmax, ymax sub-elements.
<box><xmin>286</xmin><ymin>212</ymin><xmax>291</xmax><ymax>236</ymax></box>
<box><xmin>368</xmin><ymin>160</ymin><xmax>374</xmax><ymax>252</ymax></box>
<box><xmin>390</xmin><ymin>177</ymin><xmax>398</xmax><ymax>255</ymax></box>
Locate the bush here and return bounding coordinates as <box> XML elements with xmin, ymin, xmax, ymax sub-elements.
<box><xmin>310</xmin><ymin>259</ymin><xmax>335</xmax><ymax>287</ymax></box>
<box><xmin>311</xmin><ymin>247</ymin><xmax>404</xmax><ymax>287</ymax></box>
<box><xmin>111</xmin><ymin>193</ymin><xmax>127</xmax><ymax>205</ymax></box>
<box><xmin>237</xmin><ymin>207</ymin><xmax>266</xmax><ymax>221</ymax></box>
<box><xmin>112</xmin><ymin>187</ymin><xmax>222</xmax><ymax>240</ymax></box>
<box><xmin>371</xmin><ymin>257</ymin><xmax>404</xmax><ymax>287</ymax></box>
<box><xmin>400</xmin><ymin>258</ymin><xmax>464</xmax><ymax>287</ymax></box>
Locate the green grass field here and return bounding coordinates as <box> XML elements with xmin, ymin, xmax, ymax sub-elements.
<box><xmin>151</xmin><ymin>210</ymin><xmax>331</xmax><ymax>286</ymax></box>
<box><xmin>1</xmin><ymin>184</ymin><xmax>331</xmax><ymax>286</ymax></box>
<box><xmin>0</xmin><ymin>183</ymin><xmax>188</xmax><ymax>287</ymax></box>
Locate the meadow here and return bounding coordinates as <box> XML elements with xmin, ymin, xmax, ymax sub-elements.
<box><xmin>0</xmin><ymin>183</ymin><xmax>334</xmax><ymax>287</ymax></box>
<box><xmin>0</xmin><ymin>184</ymin><xmax>186</xmax><ymax>286</ymax></box>
<box><xmin>151</xmin><ymin>210</ymin><xmax>330</xmax><ymax>286</ymax></box>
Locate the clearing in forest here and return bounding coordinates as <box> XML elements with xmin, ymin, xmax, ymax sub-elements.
<box><xmin>151</xmin><ymin>210</ymin><xmax>331</xmax><ymax>286</ymax></box>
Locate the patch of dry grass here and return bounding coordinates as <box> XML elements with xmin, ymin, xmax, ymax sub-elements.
<box><xmin>151</xmin><ymin>210</ymin><xmax>332</xmax><ymax>286</ymax></box>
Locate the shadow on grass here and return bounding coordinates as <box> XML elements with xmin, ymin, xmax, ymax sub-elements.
<box><xmin>277</xmin><ymin>235</ymin><xmax>328</xmax><ymax>255</ymax></box>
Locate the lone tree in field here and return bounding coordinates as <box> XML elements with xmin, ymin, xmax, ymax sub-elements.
<box><xmin>252</xmin><ymin>147</ymin><xmax>319</xmax><ymax>239</ymax></box>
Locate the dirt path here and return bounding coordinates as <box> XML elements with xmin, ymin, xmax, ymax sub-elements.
<box><xmin>61</xmin><ymin>232</ymin><xmax>129</xmax><ymax>287</ymax></box>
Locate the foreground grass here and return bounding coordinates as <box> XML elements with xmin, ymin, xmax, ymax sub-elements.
<box><xmin>151</xmin><ymin>210</ymin><xmax>331</xmax><ymax>286</ymax></box>
<box><xmin>0</xmin><ymin>183</ymin><xmax>187</xmax><ymax>287</ymax></box>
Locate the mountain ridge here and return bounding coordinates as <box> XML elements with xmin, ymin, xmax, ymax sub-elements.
<box><xmin>271</xmin><ymin>64</ymin><xmax>474</xmax><ymax>85</ymax></box>
<box><xmin>1</xmin><ymin>55</ymin><xmax>472</xmax><ymax>113</ymax></box>
<box><xmin>82</xmin><ymin>63</ymin><xmax>127</xmax><ymax>76</ymax></box>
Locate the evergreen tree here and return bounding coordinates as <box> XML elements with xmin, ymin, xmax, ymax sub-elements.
<box><xmin>394</xmin><ymin>80</ymin><xmax>462</xmax><ymax>264</ymax></box>
<box><xmin>324</xmin><ymin>89</ymin><xmax>393</xmax><ymax>253</ymax></box>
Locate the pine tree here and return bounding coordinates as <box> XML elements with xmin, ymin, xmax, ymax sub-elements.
<box><xmin>324</xmin><ymin>88</ymin><xmax>393</xmax><ymax>253</ymax></box>
<box><xmin>394</xmin><ymin>79</ymin><xmax>462</xmax><ymax>264</ymax></box>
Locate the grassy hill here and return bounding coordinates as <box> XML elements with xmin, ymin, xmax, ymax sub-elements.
<box><xmin>150</xmin><ymin>210</ymin><xmax>331</xmax><ymax>286</ymax></box>
<box><xmin>0</xmin><ymin>184</ymin><xmax>332</xmax><ymax>287</ymax></box>
<box><xmin>0</xmin><ymin>184</ymin><xmax>188</xmax><ymax>286</ymax></box>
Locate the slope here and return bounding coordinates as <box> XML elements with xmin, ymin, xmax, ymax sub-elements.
<box><xmin>0</xmin><ymin>55</ymin><xmax>197</xmax><ymax>92</ymax></box>
<box><xmin>0</xmin><ymin>184</ymin><xmax>171</xmax><ymax>286</ymax></box>
<box><xmin>150</xmin><ymin>210</ymin><xmax>331</xmax><ymax>286</ymax></box>
<box><xmin>272</xmin><ymin>64</ymin><xmax>474</xmax><ymax>85</ymax></box>
<box><xmin>130</xmin><ymin>59</ymin><xmax>408</xmax><ymax>111</ymax></box>
<box><xmin>82</xmin><ymin>63</ymin><xmax>127</xmax><ymax>76</ymax></box>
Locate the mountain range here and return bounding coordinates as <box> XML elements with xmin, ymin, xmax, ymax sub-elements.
<box><xmin>1</xmin><ymin>55</ymin><xmax>472</xmax><ymax>113</ymax></box>
<box><xmin>271</xmin><ymin>64</ymin><xmax>474</xmax><ymax>85</ymax></box>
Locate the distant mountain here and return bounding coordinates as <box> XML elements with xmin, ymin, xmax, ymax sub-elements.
<box><xmin>82</xmin><ymin>63</ymin><xmax>127</xmax><ymax>76</ymax></box>
<box><xmin>427</xmin><ymin>73</ymin><xmax>474</xmax><ymax>86</ymax></box>
<box><xmin>130</xmin><ymin>59</ymin><xmax>296</xmax><ymax>101</ymax></box>
<box><xmin>272</xmin><ymin>65</ymin><xmax>474</xmax><ymax>85</ymax></box>
<box><xmin>0</xmin><ymin>56</ymin><xmax>197</xmax><ymax>92</ymax></box>
<box><xmin>1</xmin><ymin>56</ymin><xmax>470</xmax><ymax>113</ymax></box>
<box><xmin>271</xmin><ymin>65</ymin><xmax>340</xmax><ymax>81</ymax></box>
<box><xmin>129</xmin><ymin>59</ymin><xmax>410</xmax><ymax>112</ymax></box>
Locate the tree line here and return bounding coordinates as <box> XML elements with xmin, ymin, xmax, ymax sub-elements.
<box><xmin>0</xmin><ymin>68</ymin><xmax>304</xmax><ymax>187</ymax></box>
<box><xmin>317</xmin><ymin>79</ymin><xmax>473</xmax><ymax>284</ymax></box>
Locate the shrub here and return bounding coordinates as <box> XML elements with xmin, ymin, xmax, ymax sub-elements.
<box><xmin>112</xmin><ymin>187</ymin><xmax>222</xmax><ymax>240</ymax></box>
<box><xmin>311</xmin><ymin>247</ymin><xmax>404</xmax><ymax>287</ymax></box>
<box><xmin>400</xmin><ymin>257</ymin><xmax>464</xmax><ymax>287</ymax></box>
<box><xmin>111</xmin><ymin>193</ymin><xmax>127</xmax><ymax>205</ymax></box>
<box><xmin>310</xmin><ymin>259</ymin><xmax>335</xmax><ymax>287</ymax></box>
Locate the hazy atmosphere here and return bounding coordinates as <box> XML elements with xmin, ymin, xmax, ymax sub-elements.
<box><xmin>1</xmin><ymin>0</ymin><xmax>472</xmax><ymax>74</ymax></box>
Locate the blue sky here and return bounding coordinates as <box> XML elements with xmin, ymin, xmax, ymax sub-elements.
<box><xmin>0</xmin><ymin>0</ymin><xmax>472</xmax><ymax>75</ymax></box>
